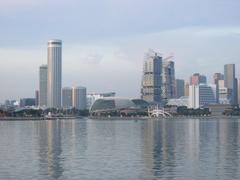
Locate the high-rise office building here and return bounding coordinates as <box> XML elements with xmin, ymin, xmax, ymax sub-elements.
<box><xmin>141</xmin><ymin>50</ymin><xmax>162</xmax><ymax>104</ymax></box>
<box><xmin>238</xmin><ymin>79</ymin><xmax>240</xmax><ymax>105</ymax></box>
<box><xmin>189</xmin><ymin>85</ymin><xmax>199</xmax><ymax>109</ymax></box>
<box><xmin>224</xmin><ymin>64</ymin><xmax>238</xmax><ymax>105</ymax></box>
<box><xmin>213</xmin><ymin>73</ymin><xmax>224</xmax><ymax>103</ymax></box>
<box><xmin>35</xmin><ymin>90</ymin><xmax>39</xmax><ymax>106</ymax></box>
<box><xmin>47</xmin><ymin>39</ymin><xmax>62</xmax><ymax>108</ymax></box>
<box><xmin>218</xmin><ymin>80</ymin><xmax>232</xmax><ymax>104</ymax></box>
<box><xmin>72</xmin><ymin>86</ymin><xmax>87</xmax><ymax>110</ymax></box>
<box><xmin>190</xmin><ymin>73</ymin><xmax>207</xmax><ymax>85</ymax></box>
<box><xmin>162</xmin><ymin>60</ymin><xmax>175</xmax><ymax>103</ymax></box>
<box><xmin>234</xmin><ymin>78</ymin><xmax>238</xmax><ymax>105</ymax></box>
<box><xmin>184</xmin><ymin>82</ymin><xmax>189</xmax><ymax>96</ymax></box>
<box><xmin>189</xmin><ymin>84</ymin><xmax>217</xmax><ymax>109</ymax></box>
<box><xmin>175</xmin><ymin>79</ymin><xmax>185</xmax><ymax>98</ymax></box>
<box><xmin>213</xmin><ymin>73</ymin><xmax>224</xmax><ymax>85</ymax></box>
<box><xmin>62</xmin><ymin>87</ymin><xmax>73</xmax><ymax>108</ymax></box>
<box><xmin>39</xmin><ymin>65</ymin><xmax>48</xmax><ymax>107</ymax></box>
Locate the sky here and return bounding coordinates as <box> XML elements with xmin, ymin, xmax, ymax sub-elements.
<box><xmin>0</xmin><ymin>0</ymin><xmax>240</xmax><ymax>102</ymax></box>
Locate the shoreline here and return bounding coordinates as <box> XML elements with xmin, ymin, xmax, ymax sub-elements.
<box><xmin>0</xmin><ymin>116</ymin><xmax>83</xmax><ymax>121</ymax></box>
<box><xmin>0</xmin><ymin>115</ymin><xmax>240</xmax><ymax>121</ymax></box>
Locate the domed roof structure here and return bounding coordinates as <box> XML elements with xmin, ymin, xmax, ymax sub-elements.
<box><xmin>90</xmin><ymin>97</ymin><xmax>137</xmax><ymax>112</ymax></box>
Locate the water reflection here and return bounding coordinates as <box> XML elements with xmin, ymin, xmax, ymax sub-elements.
<box><xmin>0</xmin><ymin>118</ymin><xmax>240</xmax><ymax>179</ymax></box>
<box><xmin>36</xmin><ymin>120</ymin><xmax>63</xmax><ymax>179</ymax></box>
<box><xmin>142</xmin><ymin>118</ymin><xmax>240</xmax><ymax>179</ymax></box>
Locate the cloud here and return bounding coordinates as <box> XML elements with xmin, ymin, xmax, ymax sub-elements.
<box><xmin>0</xmin><ymin>0</ymin><xmax>38</xmax><ymax>15</ymax></box>
<box><xmin>193</xmin><ymin>27</ymin><xmax>240</xmax><ymax>37</ymax></box>
<box><xmin>1</xmin><ymin>26</ymin><xmax>240</xmax><ymax>102</ymax></box>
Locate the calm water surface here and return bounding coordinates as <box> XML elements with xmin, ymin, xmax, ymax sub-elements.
<box><xmin>0</xmin><ymin>117</ymin><xmax>240</xmax><ymax>180</ymax></box>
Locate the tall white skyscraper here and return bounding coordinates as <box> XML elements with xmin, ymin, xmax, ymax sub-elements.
<box><xmin>47</xmin><ymin>39</ymin><xmax>62</xmax><ymax>108</ymax></box>
<box><xmin>39</xmin><ymin>65</ymin><xmax>48</xmax><ymax>107</ymax></box>
<box><xmin>72</xmin><ymin>86</ymin><xmax>87</xmax><ymax>110</ymax></box>
<box><xmin>189</xmin><ymin>85</ymin><xmax>200</xmax><ymax>109</ymax></box>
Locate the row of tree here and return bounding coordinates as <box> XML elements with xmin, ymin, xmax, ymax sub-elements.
<box><xmin>176</xmin><ymin>106</ymin><xmax>211</xmax><ymax>116</ymax></box>
<box><xmin>0</xmin><ymin>108</ymin><xmax>89</xmax><ymax>117</ymax></box>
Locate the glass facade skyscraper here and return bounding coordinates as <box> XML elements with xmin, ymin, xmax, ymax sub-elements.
<box><xmin>224</xmin><ymin>64</ymin><xmax>238</xmax><ymax>105</ymax></box>
<box><xmin>39</xmin><ymin>65</ymin><xmax>48</xmax><ymax>107</ymax></box>
<box><xmin>175</xmin><ymin>79</ymin><xmax>185</xmax><ymax>98</ymax></box>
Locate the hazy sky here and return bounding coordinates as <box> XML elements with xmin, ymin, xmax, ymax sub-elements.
<box><xmin>0</xmin><ymin>0</ymin><xmax>240</xmax><ymax>102</ymax></box>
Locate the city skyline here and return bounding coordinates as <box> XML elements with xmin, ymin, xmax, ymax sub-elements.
<box><xmin>1</xmin><ymin>0</ymin><xmax>240</xmax><ymax>102</ymax></box>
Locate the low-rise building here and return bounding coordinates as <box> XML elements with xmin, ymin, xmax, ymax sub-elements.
<box><xmin>167</xmin><ymin>96</ymin><xmax>189</xmax><ymax>107</ymax></box>
<box><xmin>20</xmin><ymin>98</ymin><xmax>36</xmax><ymax>107</ymax></box>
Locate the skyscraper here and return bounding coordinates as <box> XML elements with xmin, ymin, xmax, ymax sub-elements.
<box><xmin>72</xmin><ymin>86</ymin><xmax>87</xmax><ymax>110</ymax></box>
<box><xmin>213</xmin><ymin>73</ymin><xmax>224</xmax><ymax>85</ymax></box>
<box><xmin>175</xmin><ymin>79</ymin><xmax>185</xmax><ymax>98</ymax></box>
<box><xmin>39</xmin><ymin>65</ymin><xmax>48</xmax><ymax>107</ymax></box>
<box><xmin>35</xmin><ymin>90</ymin><xmax>39</xmax><ymax>106</ymax></box>
<box><xmin>141</xmin><ymin>50</ymin><xmax>162</xmax><ymax>104</ymax></box>
<box><xmin>189</xmin><ymin>84</ymin><xmax>217</xmax><ymax>109</ymax></box>
<box><xmin>190</xmin><ymin>73</ymin><xmax>207</xmax><ymax>85</ymax></box>
<box><xmin>218</xmin><ymin>80</ymin><xmax>232</xmax><ymax>104</ymax></box>
<box><xmin>238</xmin><ymin>79</ymin><xmax>240</xmax><ymax>105</ymax></box>
<box><xmin>47</xmin><ymin>39</ymin><xmax>62</xmax><ymax>108</ymax></box>
<box><xmin>213</xmin><ymin>73</ymin><xmax>224</xmax><ymax>103</ymax></box>
<box><xmin>62</xmin><ymin>87</ymin><xmax>73</xmax><ymax>108</ymax></box>
<box><xmin>224</xmin><ymin>64</ymin><xmax>238</xmax><ymax>105</ymax></box>
<box><xmin>162</xmin><ymin>60</ymin><xmax>175</xmax><ymax>103</ymax></box>
<box><xmin>184</xmin><ymin>82</ymin><xmax>189</xmax><ymax>96</ymax></box>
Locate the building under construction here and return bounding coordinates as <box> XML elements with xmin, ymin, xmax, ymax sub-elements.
<box><xmin>141</xmin><ymin>49</ymin><xmax>175</xmax><ymax>106</ymax></box>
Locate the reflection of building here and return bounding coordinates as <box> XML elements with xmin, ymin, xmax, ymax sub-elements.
<box><xmin>141</xmin><ymin>50</ymin><xmax>162</xmax><ymax>104</ymax></box>
<box><xmin>224</xmin><ymin>64</ymin><xmax>238</xmax><ymax>105</ymax></box>
<box><xmin>37</xmin><ymin>121</ymin><xmax>63</xmax><ymax>179</ymax></box>
<box><xmin>189</xmin><ymin>84</ymin><xmax>217</xmax><ymax>109</ymax></box>
<box><xmin>47</xmin><ymin>40</ymin><xmax>62</xmax><ymax>108</ymax></box>
<box><xmin>39</xmin><ymin>65</ymin><xmax>48</xmax><ymax>107</ymax></box>
<box><xmin>190</xmin><ymin>73</ymin><xmax>207</xmax><ymax>85</ymax></box>
<box><xmin>87</xmin><ymin>92</ymin><xmax>116</xmax><ymax>109</ymax></box>
<box><xmin>175</xmin><ymin>79</ymin><xmax>185</xmax><ymax>98</ymax></box>
<box><xmin>62</xmin><ymin>87</ymin><xmax>72</xmax><ymax>108</ymax></box>
<box><xmin>72</xmin><ymin>86</ymin><xmax>87</xmax><ymax>110</ymax></box>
